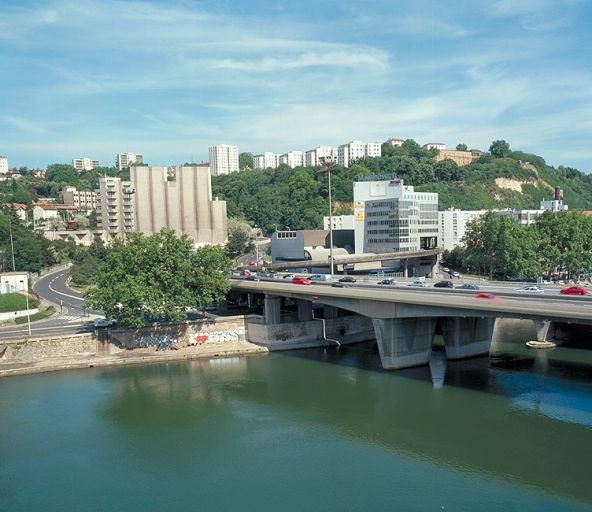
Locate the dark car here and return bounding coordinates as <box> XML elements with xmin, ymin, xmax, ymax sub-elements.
<box><xmin>434</xmin><ymin>280</ymin><xmax>454</xmax><ymax>288</ymax></box>
<box><xmin>377</xmin><ymin>279</ymin><xmax>396</xmax><ymax>285</ymax></box>
<box><xmin>339</xmin><ymin>276</ymin><xmax>356</xmax><ymax>283</ymax></box>
<box><xmin>457</xmin><ymin>283</ymin><xmax>479</xmax><ymax>290</ymax></box>
<box><xmin>331</xmin><ymin>282</ymin><xmax>347</xmax><ymax>288</ymax></box>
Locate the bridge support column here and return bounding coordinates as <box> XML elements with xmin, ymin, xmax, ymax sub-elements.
<box><xmin>442</xmin><ymin>317</ymin><xmax>494</xmax><ymax>359</ymax></box>
<box><xmin>533</xmin><ymin>320</ymin><xmax>554</xmax><ymax>341</ymax></box>
<box><xmin>372</xmin><ymin>318</ymin><xmax>436</xmax><ymax>369</ymax></box>
<box><xmin>264</xmin><ymin>295</ymin><xmax>281</xmax><ymax>325</ymax></box>
<box><xmin>324</xmin><ymin>305</ymin><xmax>339</xmax><ymax>319</ymax></box>
<box><xmin>402</xmin><ymin>259</ymin><xmax>409</xmax><ymax>278</ymax></box>
<box><xmin>296</xmin><ymin>299</ymin><xmax>313</xmax><ymax>322</ymax></box>
<box><xmin>216</xmin><ymin>300</ymin><xmax>229</xmax><ymax>314</ymax></box>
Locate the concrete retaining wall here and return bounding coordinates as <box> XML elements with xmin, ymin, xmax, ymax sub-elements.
<box><xmin>0</xmin><ymin>308</ymin><xmax>39</xmax><ymax>322</ymax></box>
<box><xmin>0</xmin><ymin>333</ymin><xmax>98</xmax><ymax>362</ymax></box>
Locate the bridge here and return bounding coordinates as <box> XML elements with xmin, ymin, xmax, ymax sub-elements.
<box><xmin>229</xmin><ymin>278</ymin><xmax>592</xmax><ymax>370</ymax></box>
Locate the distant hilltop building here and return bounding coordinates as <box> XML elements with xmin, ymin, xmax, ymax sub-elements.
<box><xmin>435</xmin><ymin>149</ymin><xmax>482</xmax><ymax>167</ymax></box>
<box><xmin>253</xmin><ymin>152</ymin><xmax>280</xmax><ymax>170</ymax></box>
<box><xmin>72</xmin><ymin>157</ymin><xmax>100</xmax><ymax>172</ymax></box>
<box><xmin>384</xmin><ymin>137</ymin><xmax>405</xmax><ymax>147</ymax></box>
<box><xmin>278</xmin><ymin>151</ymin><xmax>304</xmax><ymax>168</ymax></box>
<box><xmin>0</xmin><ymin>155</ymin><xmax>8</xmax><ymax>175</ymax></box>
<box><xmin>61</xmin><ymin>186</ymin><xmax>97</xmax><ymax>209</ymax></box>
<box><xmin>422</xmin><ymin>142</ymin><xmax>446</xmax><ymax>151</ymax></box>
<box><xmin>305</xmin><ymin>146</ymin><xmax>337</xmax><ymax>167</ymax></box>
<box><xmin>209</xmin><ymin>144</ymin><xmax>239</xmax><ymax>176</ymax></box>
<box><xmin>338</xmin><ymin>140</ymin><xmax>381</xmax><ymax>168</ymax></box>
<box><xmin>116</xmin><ymin>152</ymin><xmax>143</xmax><ymax>171</ymax></box>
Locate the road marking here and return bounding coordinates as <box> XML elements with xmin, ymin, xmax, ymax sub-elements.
<box><xmin>47</xmin><ymin>277</ymin><xmax>84</xmax><ymax>301</ymax></box>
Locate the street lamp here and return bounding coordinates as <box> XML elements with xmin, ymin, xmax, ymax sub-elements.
<box><xmin>320</xmin><ymin>157</ymin><xmax>335</xmax><ymax>276</ymax></box>
<box><xmin>20</xmin><ymin>279</ymin><xmax>31</xmax><ymax>336</ymax></box>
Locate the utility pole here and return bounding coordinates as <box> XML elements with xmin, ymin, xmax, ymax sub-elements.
<box><xmin>320</xmin><ymin>157</ymin><xmax>335</xmax><ymax>276</ymax></box>
<box><xmin>8</xmin><ymin>216</ymin><xmax>16</xmax><ymax>271</ymax></box>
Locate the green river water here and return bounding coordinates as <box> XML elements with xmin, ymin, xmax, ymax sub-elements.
<box><xmin>1</xmin><ymin>340</ymin><xmax>591</xmax><ymax>511</ymax></box>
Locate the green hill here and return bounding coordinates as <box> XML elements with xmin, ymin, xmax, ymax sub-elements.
<box><xmin>211</xmin><ymin>139</ymin><xmax>592</xmax><ymax>233</ymax></box>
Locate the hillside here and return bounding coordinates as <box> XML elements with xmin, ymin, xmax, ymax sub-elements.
<box><xmin>212</xmin><ymin>140</ymin><xmax>592</xmax><ymax>233</ymax></box>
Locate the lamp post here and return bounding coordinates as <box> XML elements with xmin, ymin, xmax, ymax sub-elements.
<box><xmin>20</xmin><ymin>279</ymin><xmax>31</xmax><ymax>336</ymax></box>
<box><xmin>320</xmin><ymin>157</ymin><xmax>335</xmax><ymax>276</ymax></box>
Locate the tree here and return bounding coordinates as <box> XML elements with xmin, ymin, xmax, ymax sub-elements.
<box><xmin>239</xmin><ymin>152</ymin><xmax>254</xmax><ymax>170</ymax></box>
<box><xmin>489</xmin><ymin>140</ymin><xmax>511</xmax><ymax>158</ymax></box>
<box><xmin>226</xmin><ymin>218</ymin><xmax>251</xmax><ymax>256</ymax></box>
<box><xmin>435</xmin><ymin>159</ymin><xmax>463</xmax><ymax>182</ymax></box>
<box><xmin>85</xmin><ymin>230</ymin><xmax>231</xmax><ymax>327</ymax></box>
<box><xmin>456</xmin><ymin>143</ymin><xmax>468</xmax><ymax>151</ymax></box>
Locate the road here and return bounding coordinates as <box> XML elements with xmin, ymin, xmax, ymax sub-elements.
<box><xmin>0</xmin><ymin>269</ymin><xmax>102</xmax><ymax>339</ymax></box>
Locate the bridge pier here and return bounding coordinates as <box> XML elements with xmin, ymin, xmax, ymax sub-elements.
<box><xmin>324</xmin><ymin>305</ymin><xmax>339</xmax><ymax>319</ymax></box>
<box><xmin>372</xmin><ymin>318</ymin><xmax>436</xmax><ymax>369</ymax></box>
<box><xmin>264</xmin><ymin>295</ymin><xmax>281</xmax><ymax>325</ymax></box>
<box><xmin>296</xmin><ymin>299</ymin><xmax>313</xmax><ymax>322</ymax></box>
<box><xmin>441</xmin><ymin>317</ymin><xmax>494</xmax><ymax>359</ymax></box>
<box><xmin>533</xmin><ymin>320</ymin><xmax>554</xmax><ymax>341</ymax></box>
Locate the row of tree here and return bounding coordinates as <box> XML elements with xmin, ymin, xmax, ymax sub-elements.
<box><xmin>444</xmin><ymin>210</ymin><xmax>592</xmax><ymax>280</ymax></box>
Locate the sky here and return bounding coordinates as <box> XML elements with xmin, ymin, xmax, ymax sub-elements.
<box><xmin>1</xmin><ymin>0</ymin><xmax>591</xmax><ymax>171</ymax></box>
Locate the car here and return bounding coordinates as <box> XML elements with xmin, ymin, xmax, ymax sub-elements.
<box><xmin>474</xmin><ymin>292</ymin><xmax>501</xmax><ymax>301</ymax></box>
<box><xmin>560</xmin><ymin>285</ymin><xmax>588</xmax><ymax>295</ymax></box>
<box><xmin>457</xmin><ymin>283</ymin><xmax>480</xmax><ymax>290</ymax></box>
<box><xmin>433</xmin><ymin>280</ymin><xmax>454</xmax><ymax>288</ymax></box>
<box><xmin>291</xmin><ymin>276</ymin><xmax>312</xmax><ymax>285</ymax></box>
<box><xmin>93</xmin><ymin>318</ymin><xmax>116</xmax><ymax>328</ymax></box>
<box><xmin>515</xmin><ymin>286</ymin><xmax>544</xmax><ymax>293</ymax></box>
<box><xmin>449</xmin><ymin>271</ymin><xmax>460</xmax><ymax>278</ymax></box>
<box><xmin>339</xmin><ymin>276</ymin><xmax>356</xmax><ymax>283</ymax></box>
<box><xmin>331</xmin><ymin>281</ymin><xmax>347</xmax><ymax>288</ymax></box>
<box><xmin>407</xmin><ymin>281</ymin><xmax>429</xmax><ymax>288</ymax></box>
<box><xmin>239</xmin><ymin>270</ymin><xmax>251</xmax><ymax>277</ymax></box>
<box><xmin>377</xmin><ymin>279</ymin><xmax>396</xmax><ymax>285</ymax></box>
<box><xmin>246</xmin><ymin>274</ymin><xmax>259</xmax><ymax>281</ymax></box>
<box><xmin>282</xmin><ymin>274</ymin><xmax>295</xmax><ymax>280</ymax></box>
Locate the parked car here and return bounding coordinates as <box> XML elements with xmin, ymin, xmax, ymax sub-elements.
<box><xmin>339</xmin><ymin>276</ymin><xmax>357</xmax><ymax>283</ymax></box>
<box><xmin>377</xmin><ymin>279</ymin><xmax>396</xmax><ymax>285</ymax></box>
<box><xmin>457</xmin><ymin>283</ymin><xmax>480</xmax><ymax>290</ymax></box>
<box><xmin>434</xmin><ymin>280</ymin><xmax>454</xmax><ymax>288</ymax></box>
<box><xmin>449</xmin><ymin>271</ymin><xmax>460</xmax><ymax>278</ymax></box>
<box><xmin>515</xmin><ymin>285</ymin><xmax>544</xmax><ymax>293</ymax></box>
<box><xmin>407</xmin><ymin>280</ymin><xmax>429</xmax><ymax>288</ymax></box>
<box><xmin>474</xmin><ymin>292</ymin><xmax>501</xmax><ymax>301</ymax></box>
<box><xmin>292</xmin><ymin>276</ymin><xmax>312</xmax><ymax>285</ymax></box>
<box><xmin>560</xmin><ymin>285</ymin><xmax>588</xmax><ymax>295</ymax></box>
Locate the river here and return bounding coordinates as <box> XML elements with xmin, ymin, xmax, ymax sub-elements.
<box><xmin>1</xmin><ymin>338</ymin><xmax>591</xmax><ymax>511</ymax></box>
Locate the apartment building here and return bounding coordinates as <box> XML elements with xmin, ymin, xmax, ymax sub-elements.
<box><xmin>0</xmin><ymin>156</ymin><xmax>8</xmax><ymax>175</ymax></box>
<box><xmin>304</xmin><ymin>146</ymin><xmax>338</xmax><ymax>167</ymax></box>
<box><xmin>130</xmin><ymin>165</ymin><xmax>227</xmax><ymax>246</ymax></box>
<box><xmin>423</xmin><ymin>142</ymin><xmax>446</xmax><ymax>151</ymax></box>
<box><xmin>337</xmin><ymin>140</ymin><xmax>381</xmax><ymax>168</ymax></box>
<box><xmin>72</xmin><ymin>157</ymin><xmax>100</xmax><ymax>172</ymax></box>
<box><xmin>278</xmin><ymin>151</ymin><xmax>304</xmax><ymax>168</ymax></box>
<box><xmin>438</xmin><ymin>208</ymin><xmax>488</xmax><ymax>251</ymax></box>
<box><xmin>96</xmin><ymin>176</ymin><xmax>136</xmax><ymax>239</ymax></box>
<box><xmin>61</xmin><ymin>186</ymin><xmax>97</xmax><ymax>209</ymax></box>
<box><xmin>209</xmin><ymin>144</ymin><xmax>239</xmax><ymax>176</ymax></box>
<box><xmin>253</xmin><ymin>152</ymin><xmax>279</xmax><ymax>170</ymax></box>
<box><xmin>116</xmin><ymin>152</ymin><xmax>143</xmax><ymax>171</ymax></box>
<box><xmin>353</xmin><ymin>177</ymin><xmax>439</xmax><ymax>254</ymax></box>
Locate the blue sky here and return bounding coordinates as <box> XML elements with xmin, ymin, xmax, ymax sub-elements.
<box><xmin>1</xmin><ymin>0</ymin><xmax>591</xmax><ymax>171</ymax></box>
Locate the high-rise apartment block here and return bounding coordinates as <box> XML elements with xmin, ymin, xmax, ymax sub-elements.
<box><xmin>61</xmin><ymin>186</ymin><xmax>97</xmax><ymax>209</ymax></box>
<box><xmin>116</xmin><ymin>152</ymin><xmax>143</xmax><ymax>171</ymax></box>
<box><xmin>96</xmin><ymin>176</ymin><xmax>136</xmax><ymax>238</ymax></box>
<box><xmin>353</xmin><ymin>178</ymin><xmax>438</xmax><ymax>254</ymax></box>
<box><xmin>304</xmin><ymin>146</ymin><xmax>338</xmax><ymax>167</ymax></box>
<box><xmin>438</xmin><ymin>208</ymin><xmax>488</xmax><ymax>252</ymax></box>
<box><xmin>72</xmin><ymin>157</ymin><xmax>100</xmax><ymax>172</ymax></box>
<box><xmin>131</xmin><ymin>166</ymin><xmax>227</xmax><ymax>245</ymax></box>
<box><xmin>338</xmin><ymin>141</ymin><xmax>381</xmax><ymax>168</ymax></box>
<box><xmin>209</xmin><ymin>144</ymin><xmax>239</xmax><ymax>176</ymax></box>
<box><xmin>278</xmin><ymin>151</ymin><xmax>304</xmax><ymax>168</ymax></box>
<box><xmin>0</xmin><ymin>155</ymin><xmax>8</xmax><ymax>175</ymax></box>
<box><xmin>253</xmin><ymin>152</ymin><xmax>279</xmax><ymax>170</ymax></box>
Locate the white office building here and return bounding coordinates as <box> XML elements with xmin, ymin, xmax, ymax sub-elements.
<box><xmin>253</xmin><ymin>152</ymin><xmax>279</xmax><ymax>170</ymax></box>
<box><xmin>116</xmin><ymin>152</ymin><xmax>143</xmax><ymax>171</ymax></box>
<box><xmin>423</xmin><ymin>142</ymin><xmax>446</xmax><ymax>151</ymax></box>
<box><xmin>0</xmin><ymin>155</ymin><xmax>8</xmax><ymax>175</ymax></box>
<box><xmin>305</xmin><ymin>146</ymin><xmax>338</xmax><ymax>167</ymax></box>
<box><xmin>209</xmin><ymin>144</ymin><xmax>239</xmax><ymax>176</ymax></box>
<box><xmin>438</xmin><ymin>208</ymin><xmax>489</xmax><ymax>252</ymax></box>
<box><xmin>337</xmin><ymin>141</ymin><xmax>381</xmax><ymax>168</ymax></box>
<box><xmin>353</xmin><ymin>178</ymin><xmax>439</xmax><ymax>254</ymax></box>
<box><xmin>278</xmin><ymin>151</ymin><xmax>304</xmax><ymax>169</ymax></box>
<box><xmin>72</xmin><ymin>157</ymin><xmax>100</xmax><ymax>172</ymax></box>
<box><xmin>323</xmin><ymin>215</ymin><xmax>355</xmax><ymax>230</ymax></box>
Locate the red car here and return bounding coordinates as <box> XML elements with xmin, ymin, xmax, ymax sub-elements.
<box><xmin>474</xmin><ymin>292</ymin><xmax>501</xmax><ymax>301</ymax></box>
<box><xmin>560</xmin><ymin>285</ymin><xmax>588</xmax><ymax>295</ymax></box>
<box><xmin>292</xmin><ymin>276</ymin><xmax>312</xmax><ymax>285</ymax></box>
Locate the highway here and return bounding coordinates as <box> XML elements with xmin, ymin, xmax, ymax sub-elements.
<box><xmin>230</xmin><ymin>276</ymin><xmax>592</xmax><ymax>323</ymax></box>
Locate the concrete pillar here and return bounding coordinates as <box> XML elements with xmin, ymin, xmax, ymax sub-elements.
<box><xmin>402</xmin><ymin>259</ymin><xmax>409</xmax><ymax>278</ymax></box>
<box><xmin>264</xmin><ymin>295</ymin><xmax>281</xmax><ymax>325</ymax></box>
<box><xmin>372</xmin><ymin>317</ymin><xmax>436</xmax><ymax>370</ymax></box>
<box><xmin>296</xmin><ymin>299</ymin><xmax>313</xmax><ymax>322</ymax></box>
<box><xmin>216</xmin><ymin>300</ymin><xmax>229</xmax><ymax>314</ymax></box>
<box><xmin>533</xmin><ymin>320</ymin><xmax>554</xmax><ymax>341</ymax></box>
<box><xmin>324</xmin><ymin>305</ymin><xmax>339</xmax><ymax>319</ymax></box>
<box><xmin>441</xmin><ymin>317</ymin><xmax>494</xmax><ymax>359</ymax></box>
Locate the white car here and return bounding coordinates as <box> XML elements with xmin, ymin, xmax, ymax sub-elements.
<box><xmin>93</xmin><ymin>318</ymin><xmax>116</xmax><ymax>328</ymax></box>
<box><xmin>515</xmin><ymin>286</ymin><xmax>544</xmax><ymax>293</ymax></box>
<box><xmin>407</xmin><ymin>281</ymin><xmax>429</xmax><ymax>288</ymax></box>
